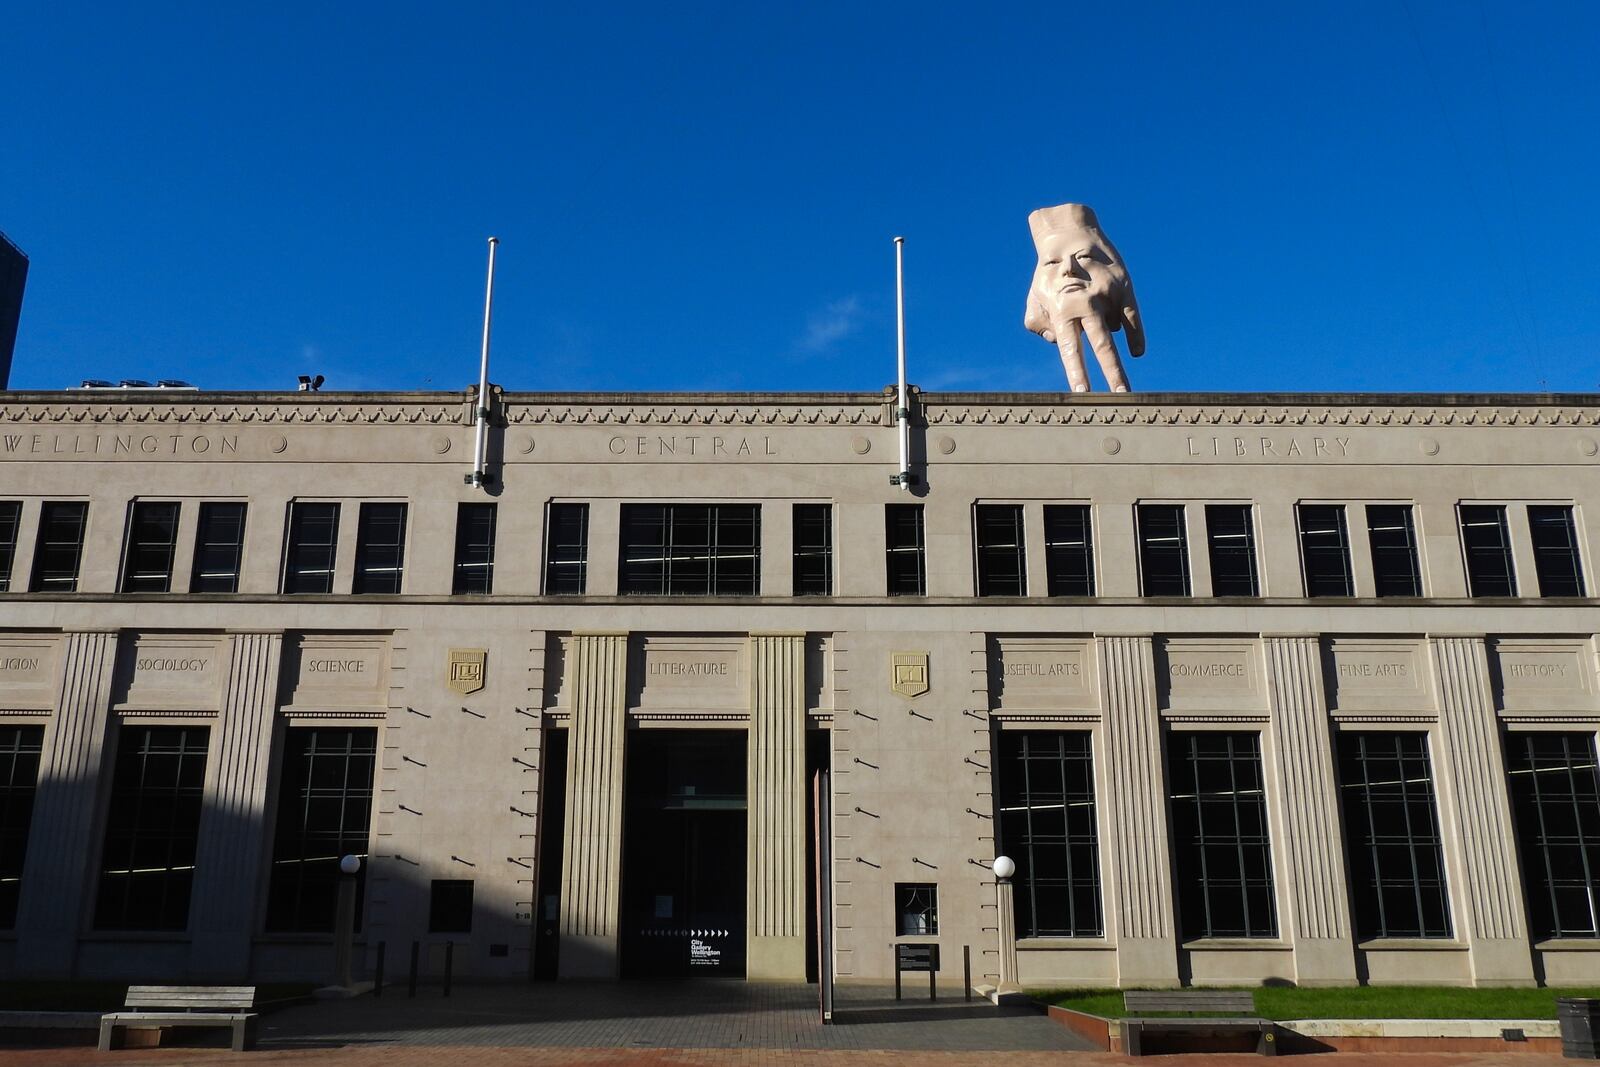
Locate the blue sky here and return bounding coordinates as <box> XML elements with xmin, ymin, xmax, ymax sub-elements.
<box><xmin>3</xmin><ymin>2</ymin><xmax>1598</xmax><ymax>395</ymax></box>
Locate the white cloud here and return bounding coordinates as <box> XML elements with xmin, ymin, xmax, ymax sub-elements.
<box><xmin>795</xmin><ymin>296</ymin><xmax>863</xmax><ymax>353</ymax></box>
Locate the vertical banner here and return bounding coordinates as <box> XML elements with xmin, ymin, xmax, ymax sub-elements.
<box><xmin>813</xmin><ymin>765</ymin><xmax>833</xmax><ymax>1023</ymax></box>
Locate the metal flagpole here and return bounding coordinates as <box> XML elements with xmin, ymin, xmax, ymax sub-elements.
<box><xmin>469</xmin><ymin>236</ymin><xmax>499</xmax><ymax>488</ymax></box>
<box><xmin>893</xmin><ymin>236</ymin><xmax>912</xmax><ymax>490</ymax></box>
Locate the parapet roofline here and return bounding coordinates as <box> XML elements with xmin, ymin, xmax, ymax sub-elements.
<box><xmin>5</xmin><ymin>389</ymin><xmax>1599</xmax><ymax>406</ymax></box>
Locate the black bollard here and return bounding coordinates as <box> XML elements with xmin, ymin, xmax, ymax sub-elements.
<box><xmin>443</xmin><ymin>941</ymin><xmax>454</xmax><ymax>997</ymax></box>
<box><xmin>374</xmin><ymin>941</ymin><xmax>386</xmax><ymax>998</ymax></box>
<box><xmin>408</xmin><ymin>940</ymin><xmax>419</xmax><ymax>998</ymax></box>
<box><xmin>963</xmin><ymin>945</ymin><xmax>971</xmax><ymax>1002</ymax></box>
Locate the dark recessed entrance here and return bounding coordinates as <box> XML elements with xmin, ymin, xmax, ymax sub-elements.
<box><xmin>621</xmin><ymin>729</ymin><xmax>746</xmax><ymax>978</ymax></box>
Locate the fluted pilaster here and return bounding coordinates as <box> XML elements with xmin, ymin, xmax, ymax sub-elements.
<box><xmin>1098</xmin><ymin>635</ymin><xmax>1180</xmax><ymax>986</ymax></box>
<box><xmin>747</xmin><ymin>632</ymin><xmax>807</xmax><ymax>979</ymax></box>
<box><xmin>14</xmin><ymin>630</ymin><xmax>118</xmax><ymax>977</ymax></box>
<box><xmin>1264</xmin><ymin>636</ymin><xmax>1357</xmax><ymax>984</ymax></box>
<box><xmin>557</xmin><ymin>631</ymin><xmax>629</xmax><ymax>978</ymax></box>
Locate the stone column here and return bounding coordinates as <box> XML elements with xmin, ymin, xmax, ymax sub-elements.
<box><xmin>747</xmin><ymin>632</ymin><xmax>807</xmax><ymax>979</ymax></box>
<box><xmin>188</xmin><ymin>632</ymin><xmax>283</xmax><ymax>978</ymax></box>
<box><xmin>1263</xmin><ymin>635</ymin><xmax>1358</xmax><ymax>985</ymax></box>
<box><xmin>557</xmin><ymin>631</ymin><xmax>629</xmax><ymax>978</ymax></box>
<box><xmin>14</xmin><ymin>630</ymin><xmax>119</xmax><ymax>977</ymax></box>
<box><xmin>1431</xmin><ymin>636</ymin><xmax>1536</xmax><ymax>985</ymax></box>
<box><xmin>1098</xmin><ymin>635</ymin><xmax>1180</xmax><ymax>987</ymax></box>
<box><xmin>995</xmin><ymin>875</ymin><xmax>1022</xmax><ymax>997</ymax></box>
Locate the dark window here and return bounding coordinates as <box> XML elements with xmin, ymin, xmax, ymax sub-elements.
<box><xmin>0</xmin><ymin>501</ymin><xmax>21</xmax><ymax>592</ymax></box>
<box><xmin>885</xmin><ymin>504</ymin><xmax>926</xmax><ymax>596</ymax></box>
<box><xmin>894</xmin><ymin>883</ymin><xmax>938</xmax><ymax>936</ymax></box>
<box><xmin>0</xmin><ymin>725</ymin><xmax>44</xmax><ymax>928</ymax></box>
<box><xmin>1337</xmin><ymin>732</ymin><xmax>1451</xmax><ymax>940</ymax></box>
<box><xmin>429</xmin><ymin>879</ymin><xmax>475</xmax><ymax>933</ymax></box>
<box><xmin>265</xmin><ymin>728</ymin><xmax>377</xmax><ymax>932</ymax></box>
<box><xmin>1298</xmin><ymin>504</ymin><xmax>1354</xmax><ymax>597</ymax></box>
<box><xmin>353</xmin><ymin>503</ymin><xmax>407</xmax><ymax>594</ymax></box>
<box><xmin>619</xmin><ymin>504</ymin><xmax>760</xmax><ymax>596</ymax></box>
<box><xmin>545</xmin><ymin>503</ymin><xmax>589</xmax><ymax>595</ymax></box>
<box><xmin>1528</xmin><ymin>506</ymin><xmax>1585</xmax><ymax>597</ymax></box>
<box><xmin>1043</xmin><ymin>505</ymin><xmax>1095</xmax><ymax>596</ymax></box>
<box><xmin>996</xmin><ymin>731</ymin><xmax>1102</xmax><ymax>937</ymax></box>
<box><xmin>191</xmin><ymin>503</ymin><xmax>246</xmax><ymax>593</ymax></box>
<box><xmin>94</xmin><ymin>726</ymin><xmax>209</xmax><ymax>931</ymax></box>
<box><xmin>975</xmin><ymin>504</ymin><xmax>1027</xmax><ymax>596</ymax></box>
<box><xmin>1205</xmin><ymin>504</ymin><xmax>1259</xmax><ymax>597</ymax></box>
<box><xmin>792</xmin><ymin>503</ymin><xmax>833</xmax><ymax>596</ymax></box>
<box><xmin>1460</xmin><ymin>504</ymin><xmax>1516</xmax><ymax>596</ymax></box>
<box><xmin>30</xmin><ymin>501</ymin><xmax>88</xmax><ymax>592</ymax></box>
<box><xmin>283</xmin><ymin>502</ymin><xmax>339</xmax><ymax>594</ymax></box>
<box><xmin>1367</xmin><ymin>505</ymin><xmax>1422</xmax><ymax>597</ymax></box>
<box><xmin>1506</xmin><ymin>732</ymin><xmax>1600</xmax><ymax>940</ymax></box>
<box><xmin>1137</xmin><ymin>504</ymin><xmax>1189</xmax><ymax>596</ymax></box>
<box><xmin>1168</xmin><ymin>731</ymin><xmax>1277</xmax><ymax>940</ymax></box>
<box><xmin>453</xmin><ymin>503</ymin><xmax>497</xmax><ymax>595</ymax></box>
<box><xmin>119</xmin><ymin>501</ymin><xmax>180</xmax><ymax>593</ymax></box>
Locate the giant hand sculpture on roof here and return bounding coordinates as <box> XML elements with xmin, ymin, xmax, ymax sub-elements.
<box><xmin>1024</xmin><ymin>204</ymin><xmax>1145</xmax><ymax>392</ymax></box>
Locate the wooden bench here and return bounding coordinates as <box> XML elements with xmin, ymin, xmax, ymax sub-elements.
<box><xmin>1122</xmin><ymin>990</ymin><xmax>1276</xmax><ymax>1057</ymax></box>
<box><xmin>98</xmin><ymin>986</ymin><xmax>258</xmax><ymax>1052</ymax></box>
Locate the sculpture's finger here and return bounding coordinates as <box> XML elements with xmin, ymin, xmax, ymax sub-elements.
<box><xmin>1054</xmin><ymin>318</ymin><xmax>1090</xmax><ymax>392</ymax></box>
<box><xmin>1121</xmin><ymin>299</ymin><xmax>1146</xmax><ymax>358</ymax></box>
<box><xmin>1083</xmin><ymin>314</ymin><xmax>1130</xmax><ymax>392</ymax></box>
<box><xmin>1024</xmin><ymin>290</ymin><xmax>1053</xmax><ymax>338</ymax></box>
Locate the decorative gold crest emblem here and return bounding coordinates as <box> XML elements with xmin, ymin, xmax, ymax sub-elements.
<box><xmin>890</xmin><ymin>651</ymin><xmax>930</xmax><ymax>698</ymax></box>
<box><xmin>447</xmin><ymin>648</ymin><xmax>487</xmax><ymax>695</ymax></box>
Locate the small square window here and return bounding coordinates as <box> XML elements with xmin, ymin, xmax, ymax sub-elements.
<box><xmin>429</xmin><ymin>879</ymin><xmax>474</xmax><ymax>933</ymax></box>
<box><xmin>895</xmin><ymin>882</ymin><xmax>938</xmax><ymax>936</ymax></box>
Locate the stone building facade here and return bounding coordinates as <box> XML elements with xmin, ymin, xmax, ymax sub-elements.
<box><xmin>0</xmin><ymin>387</ymin><xmax>1597</xmax><ymax>990</ymax></box>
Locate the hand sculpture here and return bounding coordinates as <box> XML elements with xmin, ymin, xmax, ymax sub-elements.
<box><xmin>1024</xmin><ymin>203</ymin><xmax>1145</xmax><ymax>392</ymax></box>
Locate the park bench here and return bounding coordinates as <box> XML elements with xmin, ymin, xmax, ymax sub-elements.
<box><xmin>98</xmin><ymin>985</ymin><xmax>258</xmax><ymax>1052</ymax></box>
<box><xmin>1122</xmin><ymin>990</ymin><xmax>1276</xmax><ymax>1057</ymax></box>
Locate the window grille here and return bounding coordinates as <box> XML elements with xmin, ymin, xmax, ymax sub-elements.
<box><xmin>995</xmin><ymin>730</ymin><xmax>1102</xmax><ymax>937</ymax></box>
<box><xmin>1205</xmin><ymin>504</ymin><xmax>1259</xmax><ymax>597</ymax></box>
<box><xmin>1337</xmin><ymin>732</ymin><xmax>1452</xmax><ymax>939</ymax></box>
<box><xmin>120</xmin><ymin>501</ymin><xmax>180</xmax><ymax>592</ymax></box>
<box><xmin>545</xmin><ymin>503</ymin><xmax>590</xmax><ymax>595</ymax></box>
<box><xmin>1459</xmin><ymin>504</ymin><xmax>1516</xmax><ymax>596</ymax></box>
<box><xmin>792</xmin><ymin>503</ymin><xmax>833</xmax><ymax>596</ymax></box>
<box><xmin>1168</xmin><ymin>731</ymin><xmax>1278</xmax><ymax>940</ymax></box>
<box><xmin>619</xmin><ymin>504</ymin><xmax>760</xmax><ymax>596</ymax></box>
<box><xmin>30</xmin><ymin>501</ymin><xmax>88</xmax><ymax>592</ymax></box>
<box><xmin>1528</xmin><ymin>505</ymin><xmax>1585</xmax><ymax>597</ymax></box>
<box><xmin>94</xmin><ymin>726</ymin><xmax>209</xmax><ymax>931</ymax></box>
<box><xmin>353</xmin><ymin>503</ymin><xmax>407</xmax><ymax>594</ymax></box>
<box><xmin>1137</xmin><ymin>503</ymin><xmax>1189</xmax><ymax>596</ymax></box>
<box><xmin>1043</xmin><ymin>505</ymin><xmax>1094</xmax><ymax>596</ymax></box>
<box><xmin>1297</xmin><ymin>503</ymin><xmax>1354</xmax><ymax>597</ymax></box>
<box><xmin>975</xmin><ymin>504</ymin><xmax>1026</xmax><ymax>596</ymax></box>
<box><xmin>283</xmin><ymin>502</ymin><xmax>339</xmax><ymax>594</ymax></box>
<box><xmin>453</xmin><ymin>502</ymin><xmax>497</xmax><ymax>595</ymax></box>
<box><xmin>191</xmin><ymin>502</ymin><xmax>246</xmax><ymax>593</ymax></box>
<box><xmin>0</xmin><ymin>501</ymin><xmax>21</xmax><ymax>592</ymax></box>
<box><xmin>0</xmin><ymin>725</ymin><xmax>43</xmax><ymax>928</ymax></box>
<box><xmin>265</xmin><ymin>728</ymin><xmax>377</xmax><ymax>932</ymax></box>
<box><xmin>894</xmin><ymin>883</ymin><xmax>938</xmax><ymax>935</ymax></box>
<box><xmin>1366</xmin><ymin>504</ymin><xmax>1422</xmax><ymax>597</ymax></box>
<box><xmin>884</xmin><ymin>504</ymin><xmax>926</xmax><ymax>596</ymax></box>
<box><xmin>1506</xmin><ymin>732</ymin><xmax>1600</xmax><ymax>940</ymax></box>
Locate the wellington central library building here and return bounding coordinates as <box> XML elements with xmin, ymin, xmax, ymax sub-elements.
<box><xmin>0</xmin><ymin>385</ymin><xmax>1597</xmax><ymax>991</ymax></box>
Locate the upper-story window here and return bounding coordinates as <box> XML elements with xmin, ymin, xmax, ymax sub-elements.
<box><xmin>1459</xmin><ymin>504</ymin><xmax>1515</xmax><ymax>596</ymax></box>
<box><xmin>1136</xmin><ymin>503</ymin><xmax>1189</xmax><ymax>596</ymax></box>
<box><xmin>120</xmin><ymin>501</ymin><xmax>180</xmax><ymax>593</ymax></box>
<box><xmin>620</xmin><ymin>504</ymin><xmax>760</xmax><ymax>596</ymax></box>
<box><xmin>1297</xmin><ymin>503</ymin><xmax>1353</xmax><ymax>597</ymax></box>
<box><xmin>1528</xmin><ymin>505</ymin><xmax>1585</xmax><ymax>597</ymax></box>
<box><xmin>453</xmin><ymin>503</ymin><xmax>497</xmax><ymax>595</ymax></box>
<box><xmin>1043</xmin><ymin>505</ymin><xmax>1094</xmax><ymax>596</ymax></box>
<box><xmin>31</xmin><ymin>501</ymin><xmax>88</xmax><ymax>592</ymax></box>
<box><xmin>792</xmin><ymin>503</ymin><xmax>833</xmax><ymax>596</ymax></box>
<box><xmin>1366</xmin><ymin>504</ymin><xmax>1422</xmax><ymax>597</ymax></box>
<box><xmin>282</xmin><ymin>502</ymin><xmax>339</xmax><ymax>594</ymax></box>
<box><xmin>975</xmin><ymin>504</ymin><xmax>1026</xmax><ymax>597</ymax></box>
<box><xmin>0</xmin><ymin>502</ymin><xmax>21</xmax><ymax>593</ymax></box>
<box><xmin>545</xmin><ymin>503</ymin><xmax>590</xmax><ymax>595</ymax></box>
<box><xmin>191</xmin><ymin>503</ymin><xmax>246</xmax><ymax>593</ymax></box>
<box><xmin>353</xmin><ymin>503</ymin><xmax>407</xmax><ymax>594</ymax></box>
<box><xmin>1204</xmin><ymin>504</ymin><xmax>1258</xmax><ymax>597</ymax></box>
<box><xmin>884</xmin><ymin>503</ymin><xmax>926</xmax><ymax>596</ymax></box>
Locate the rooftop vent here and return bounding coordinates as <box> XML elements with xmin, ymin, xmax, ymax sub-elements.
<box><xmin>71</xmin><ymin>379</ymin><xmax>198</xmax><ymax>390</ymax></box>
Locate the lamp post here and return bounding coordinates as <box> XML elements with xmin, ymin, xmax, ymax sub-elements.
<box><xmin>992</xmin><ymin>855</ymin><xmax>1024</xmax><ymax>1004</ymax></box>
<box><xmin>333</xmin><ymin>855</ymin><xmax>360</xmax><ymax>990</ymax></box>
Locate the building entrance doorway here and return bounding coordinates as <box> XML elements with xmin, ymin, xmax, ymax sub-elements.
<box><xmin>620</xmin><ymin>729</ymin><xmax>747</xmax><ymax>978</ymax></box>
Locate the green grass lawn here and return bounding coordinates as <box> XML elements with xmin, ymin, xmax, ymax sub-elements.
<box><xmin>1038</xmin><ymin>985</ymin><xmax>1600</xmax><ymax>1021</ymax></box>
<box><xmin>0</xmin><ymin>982</ymin><xmax>316</xmax><ymax>1012</ymax></box>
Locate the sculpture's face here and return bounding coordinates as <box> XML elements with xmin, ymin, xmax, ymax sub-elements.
<box><xmin>1031</xmin><ymin>228</ymin><xmax>1120</xmax><ymax>320</ymax></box>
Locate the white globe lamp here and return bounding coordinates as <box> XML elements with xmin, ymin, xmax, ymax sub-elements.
<box><xmin>993</xmin><ymin>855</ymin><xmax>1016</xmax><ymax>880</ymax></box>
